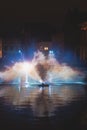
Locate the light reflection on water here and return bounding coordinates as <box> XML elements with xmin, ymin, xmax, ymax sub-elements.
<box><xmin>0</xmin><ymin>84</ymin><xmax>85</xmax><ymax>117</ymax></box>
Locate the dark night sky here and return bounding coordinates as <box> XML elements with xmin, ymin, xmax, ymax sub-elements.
<box><xmin>0</xmin><ymin>0</ymin><xmax>87</xmax><ymax>38</ymax></box>
<box><xmin>0</xmin><ymin>0</ymin><xmax>87</xmax><ymax>26</ymax></box>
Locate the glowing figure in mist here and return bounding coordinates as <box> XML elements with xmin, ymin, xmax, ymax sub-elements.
<box><xmin>0</xmin><ymin>51</ymin><xmax>85</xmax><ymax>85</ymax></box>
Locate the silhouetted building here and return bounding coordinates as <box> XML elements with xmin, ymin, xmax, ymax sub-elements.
<box><xmin>64</xmin><ymin>8</ymin><xmax>87</xmax><ymax>65</ymax></box>
<box><xmin>35</xmin><ymin>41</ymin><xmax>52</xmax><ymax>56</ymax></box>
<box><xmin>64</xmin><ymin>8</ymin><xmax>80</xmax><ymax>50</ymax></box>
<box><xmin>2</xmin><ymin>37</ymin><xmax>22</xmax><ymax>64</ymax></box>
<box><xmin>79</xmin><ymin>22</ymin><xmax>87</xmax><ymax>62</ymax></box>
<box><xmin>0</xmin><ymin>38</ymin><xmax>2</xmax><ymax>58</ymax></box>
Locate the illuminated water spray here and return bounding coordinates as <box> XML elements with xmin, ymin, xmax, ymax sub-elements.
<box><xmin>0</xmin><ymin>51</ymin><xmax>85</xmax><ymax>86</ymax></box>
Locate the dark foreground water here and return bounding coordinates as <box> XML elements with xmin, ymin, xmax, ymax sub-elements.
<box><xmin>0</xmin><ymin>84</ymin><xmax>87</xmax><ymax>130</ymax></box>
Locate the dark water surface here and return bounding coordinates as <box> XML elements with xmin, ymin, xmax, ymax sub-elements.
<box><xmin>0</xmin><ymin>84</ymin><xmax>87</xmax><ymax>130</ymax></box>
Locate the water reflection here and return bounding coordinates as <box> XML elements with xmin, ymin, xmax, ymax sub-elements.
<box><xmin>0</xmin><ymin>84</ymin><xmax>85</xmax><ymax>117</ymax></box>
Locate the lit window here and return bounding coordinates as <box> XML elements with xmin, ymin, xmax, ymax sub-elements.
<box><xmin>44</xmin><ymin>47</ymin><xmax>48</xmax><ymax>50</ymax></box>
